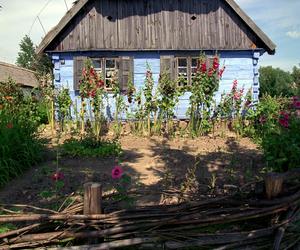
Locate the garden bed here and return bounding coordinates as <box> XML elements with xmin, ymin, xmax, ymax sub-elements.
<box><xmin>0</xmin><ymin>132</ymin><xmax>264</xmax><ymax>209</ymax></box>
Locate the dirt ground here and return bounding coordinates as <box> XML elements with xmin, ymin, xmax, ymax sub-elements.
<box><xmin>0</xmin><ymin>133</ymin><xmax>265</xmax><ymax>209</ymax></box>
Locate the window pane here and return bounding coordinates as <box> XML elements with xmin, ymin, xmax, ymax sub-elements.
<box><xmin>106</xmin><ymin>59</ymin><xmax>116</xmax><ymax>68</ymax></box>
<box><xmin>178</xmin><ymin>58</ymin><xmax>187</xmax><ymax>67</ymax></box>
<box><xmin>178</xmin><ymin>68</ymin><xmax>187</xmax><ymax>74</ymax></box>
<box><xmin>92</xmin><ymin>59</ymin><xmax>101</xmax><ymax>69</ymax></box>
<box><xmin>191</xmin><ymin>58</ymin><xmax>198</xmax><ymax>67</ymax></box>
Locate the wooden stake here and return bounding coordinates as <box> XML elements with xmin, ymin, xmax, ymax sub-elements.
<box><xmin>265</xmin><ymin>173</ymin><xmax>284</xmax><ymax>200</ymax></box>
<box><xmin>83</xmin><ymin>183</ymin><xmax>102</xmax><ymax>215</ymax></box>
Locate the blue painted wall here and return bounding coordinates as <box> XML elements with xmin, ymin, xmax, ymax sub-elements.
<box><xmin>51</xmin><ymin>50</ymin><xmax>261</xmax><ymax>120</ymax></box>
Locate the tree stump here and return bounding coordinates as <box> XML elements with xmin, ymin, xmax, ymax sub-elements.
<box><xmin>83</xmin><ymin>183</ymin><xmax>102</xmax><ymax>215</ymax></box>
<box><xmin>264</xmin><ymin>173</ymin><xmax>284</xmax><ymax>200</ymax></box>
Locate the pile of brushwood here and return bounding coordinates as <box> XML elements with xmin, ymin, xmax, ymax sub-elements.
<box><xmin>0</xmin><ymin>170</ymin><xmax>300</xmax><ymax>250</ymax></box>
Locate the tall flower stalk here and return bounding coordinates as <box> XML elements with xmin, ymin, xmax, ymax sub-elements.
<box><xmin>79</xmin><ymin>59</ymin><xmax>105</xmax><ymax>139</ymax></box>
<box><xmin>188</xmin><ymin>54</ymin><xmax>225</xmax><ymax>136</ymax></box>
<box><xmin>143</xmin><ymin>64</ymin><xmax>156</xmax><ymax>136</ymax></box>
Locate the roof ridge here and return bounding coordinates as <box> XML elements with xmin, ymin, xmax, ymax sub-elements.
<box><xmin>0</xmin><ymin>61</ymin><xmax>38</xmax><ymax>75</ymax></box>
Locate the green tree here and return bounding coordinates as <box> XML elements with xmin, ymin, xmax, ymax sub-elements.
<box><xmin>16</xmin><ymin>35</ymin><xmax>36</xmax><ymax>70</ymax></box>
<box><xmin>259</xmin><ymin>66</ymin><xmax>294</xmax><ymax>97</ymax></box>
<box><xmin>16</xmin><ymin>35</ymin><xmax>53</xmax><ymax>77</ymax></box>
<box><xmin>291</xmin><ymin>65</ymin><xmax>300</xmax><ymax>94</ymax></box>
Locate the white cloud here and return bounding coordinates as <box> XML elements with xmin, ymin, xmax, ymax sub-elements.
<box><xmin>286</xmin><ymin>31</ymin><xmax>300</xmax><ymax>39</ymax></box>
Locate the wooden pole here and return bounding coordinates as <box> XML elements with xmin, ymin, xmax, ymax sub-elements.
<box><xmin>265</xmin><ymin>173</ymin><xmax>284</xmax><ymax>200</ymax></box>
<box><xmin>83</xmin><ymin>183</ymin><xmax>102</xmax><ymax>215</ymax></box>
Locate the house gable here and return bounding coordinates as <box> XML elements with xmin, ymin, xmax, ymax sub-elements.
<box><xmin>37</xmin><ymin>0</ymin><xmax>276</xmax><ymax>54</ymax></box>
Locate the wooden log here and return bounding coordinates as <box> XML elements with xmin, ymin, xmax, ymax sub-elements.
<box><xmin>265</xmin><ymin>173</ymin><xmax>284</xmax><ymax>200</ymax></box>
<box><xmin>83</xmin><ymin>182</ymin><xmax>102</xmax><ymax>215</ymax></box>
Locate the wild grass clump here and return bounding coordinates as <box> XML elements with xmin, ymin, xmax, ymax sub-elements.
<box><xmin>0</xmin><ymin>110</ymin><xmax>42</xmax><ymax>187</ymax></box>
<box><xmin>61</xmin><ymin>137</ymin><xmax>122</xmax><ymax>158</ymax></box>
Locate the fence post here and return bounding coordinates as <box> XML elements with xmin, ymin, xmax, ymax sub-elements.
<box><xmin>83</xmin><ymin>182</ymin><xmax>102</xmax><ymax>215</ymax></box>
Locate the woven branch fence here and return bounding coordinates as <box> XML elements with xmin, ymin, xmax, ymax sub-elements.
<box><xmin>0</xmin><ymin>170</ymin><xmax>300</xmax><ymax>250</ymax></box>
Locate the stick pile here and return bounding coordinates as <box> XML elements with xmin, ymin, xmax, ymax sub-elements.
<box><xmin>0</xmin><ymin>180</ymin><xmax>300</xmax><ymax>249</ymax></box>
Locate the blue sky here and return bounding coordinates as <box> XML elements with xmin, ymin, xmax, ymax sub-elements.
<box><xmin>0</xmin><ymin>0</ymin><xmax>299</xmax><ymax>71</ymax></box>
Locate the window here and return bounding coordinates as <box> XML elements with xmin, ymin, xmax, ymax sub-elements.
<box><xmin>91</xmin><ymin>58</ymin><xmax>118</xmax><ymax>90</ymax></box>
<box><xmin>177</xmin><ymin>58</ymin><xmax>188</xmax><ymax>87</ymax></box>
<box><xmin>175</xmin><ymin>56</ymin><xmax>214</xmax><ymax>86</ymax></box>
<box><xmin>74</xmin><ymin>56</ymin><xmax>133</xmax><ymax>92</ymax></box>
<box><xmin>104</xmin><ymin>58</ymin><xmax>118</xmax><ymax>90</ymax></box>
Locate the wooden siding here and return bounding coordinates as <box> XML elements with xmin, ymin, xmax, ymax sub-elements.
<box><xmin>52</xmin><ymin>50</ymin><xmax>259</xmax><ymax>120</ymax></box>
<box><xmin>47</xmin><ymin>0</ymin><xmax>265</xmax><ymax>52</ymax></box>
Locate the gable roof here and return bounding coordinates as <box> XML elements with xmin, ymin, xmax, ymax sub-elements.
<box><xmin>0</xmin><ymin>62</ymin><xmax>39</xmax><ymax>88</ymax></box>
<box><xmin>37</xmin><ymin>0</ymin><xmax>276</xmax><ymax>55</ymax></box>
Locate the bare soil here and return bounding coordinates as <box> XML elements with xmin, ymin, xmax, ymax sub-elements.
<box><xmin>0</xmin><ymin>133</ymin><xmax>265</xmax><ymax>209</ymax></box>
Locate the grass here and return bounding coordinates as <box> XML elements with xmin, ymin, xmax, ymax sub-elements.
<box><xmin>61</xmin><ymin>137</ymin><xmax>122</xmax><ymax>158</ymax></box>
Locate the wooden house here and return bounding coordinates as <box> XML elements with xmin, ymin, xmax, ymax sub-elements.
<box><xmin>37</xmin><ymin>0</ymin><xmax>275</xmax><ymax>119</ymax></box>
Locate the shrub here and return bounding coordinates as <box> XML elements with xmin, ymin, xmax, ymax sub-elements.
<box><xmin>61</xmin><ymin>137</ymin><xmax>122</xmax><ymax>158</ymax></box>
<box><xmin>258</xmin><ymin>96</ymin><xmax>300</xmax><ymax>172</ymax></box>
<box><xmin>0</xmin><ymin>110</ymin><xmax>42</xmax><ymax>187</ymax></box>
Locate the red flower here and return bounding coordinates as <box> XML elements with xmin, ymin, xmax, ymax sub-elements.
<box><xmin>208</xmin><ymin>68</ymin><xmax>214</xmax><ymax>77</ymax></box>
<box><xmin>6</xmin><ymin>123</ymin><xmax>13</xmax><ymax>129</ymax></box>
<box><xmin>212</xmin><ymin>56</ymin><xmax>219</xmax><ymax>70</ymax></box>
<box><xmin>112</xmin><ymin>166</ymin><xmax>123</xmax><ymax>179</ymax></box>
<box><xmin>200</xmin><ymin>63</ymin><xmax>207</xmax><ymax>73</ymax></box>
<box><xmin>82</xmin><ymin>69</ymin><xmax>87</xmax><ymax>77</ymax></box>
<box><xmin>90</xmin><ymin>68</ymin><xmax>95</xmax><ymax>77</ymax></box>
<box><xmin>218</xmin><ymin>66</ymin><xmax>226</xmax><ymax>78</ymax></box>
<box><xmin>90</xmin><ymin>89</ymin><xmax>96</xmax><ymax>98</ymax></box>
<box><xmin>51</xmin><ymin>172</ymin><xmax>64</xmax><ymax>181</ymax></box>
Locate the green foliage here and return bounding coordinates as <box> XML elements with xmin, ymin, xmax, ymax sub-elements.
<box><xmin>57</xmin><ymin>88</ymin><xmax>72</xmax><ymax>129</ymax></box>
<box><xmin>16</xmin><ymin>35</ymin><xmax>52</xmax><ymax>76</ymax></box>
<box><xmin>61</xmin><ymin>137</ymin><xmax>122</xmax><ymax>158</ymax></box>
<box><xmin>291</xmin><ymin>66</ymin><xmax>300</xmax><ymax>95</ymax></box>
<box><xmin>259</xmin><ymin>66</ymin><xmax>295</xmax><ymax>97</ymax></box>
<box><xmin>16</xmin><ymin>35</ymin><xmax>35</xmax><ymax>70</ymax></box>
<box><xmin>0</xmin><ymin>110</ymin><xmax>42</xmax><ymax>187</ymax></box>
<box><xmin>158</xmin><ymin>72</ymin><xmax>181</xmax><ymax>120</ymax></box>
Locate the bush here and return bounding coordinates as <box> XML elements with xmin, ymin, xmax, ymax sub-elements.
<box><xmin>61</xmin><ymin>137</ymin><xmax>122</xmax><ymax>158</ymax></box>
<box><xmin>258</xmin><ymin>96</ymin><xmax>300</xmax><ymax>172</ymax></box>
<box><xmin>0</xmin><ymin>110</ymin><xmax>42</xmax><ymax>187</ymax></box>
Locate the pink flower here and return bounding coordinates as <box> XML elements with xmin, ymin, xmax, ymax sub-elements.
<box><xmin>232</xmin><ymin>80</ymin><xmax>238</xmax><ymax>91</ymax></box>
<box><xmin>279</xmin><ymin>111</ymin><xmax>289</xmax><ymax>128</ymax></box>
<box><xmin>112</xmin><ymin>166</ymin><xmax>123</xmax><ymax>179</ymax></box>
<box><xmin>293</xmin><ymin>100</ymin><xmax>300</xmax><ymax>109</ymax></box>
<box><xmin>51</xmin><ymin>172</ymin><xmax>64</xmax><ymax>181</ymax></box>
<box><xmin>233</xmin><ymin>92</ymin><xmax>242</xmax><ymax>100</ymax></box>
<box><xmin>279</xmin><ymin>119</ymin><xmax>289</xmax><ymax>128</ymax></box>
<box><xmin>279</xmin><ymin>111</ymin><xmax>289</xmax><ymax>120</ymax></box>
